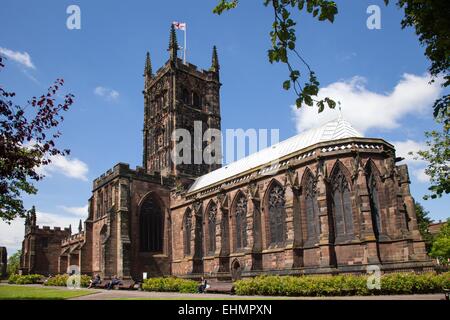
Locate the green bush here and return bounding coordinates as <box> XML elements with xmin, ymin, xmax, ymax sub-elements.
<box><xmin>8</xmin><ymin>274</ymin><xmax>43</xmax><ymax>284</ymax></box>
<box><xmin>142</xmin><ymin>277</ymin><xmax>198</xmax><ymax>293</ymax></box>
<box><xmin>43</xmin><ymin>274</ymin><xmax>91</xmax><ymax>287</ymax></box>
<box><xmin>234</xmin><ymin>272</ymin><xmax>450</xmax><ymax>296</ymax></box>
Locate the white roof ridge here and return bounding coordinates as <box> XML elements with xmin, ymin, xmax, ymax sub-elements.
<box><xmin>187</xmin><ymin>117</ymin><xmax>363</xmax><ymax>193</ymax></box>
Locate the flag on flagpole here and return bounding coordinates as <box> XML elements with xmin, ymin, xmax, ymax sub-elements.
<box><xmin>172</xmin><ymin>21</ymin><xmax>187</xmax><ymax>64</ymax></box>
<box><xmin>172</xmin><ymin>21</ymin><xmax>186</xmax><ymax>31</ymax></box>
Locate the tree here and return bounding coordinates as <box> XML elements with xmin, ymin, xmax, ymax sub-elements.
<box><xmin>214</xmin><ymin>0</ymin><xmax>449</xmax><ymax>199</ymax></box>
<box><xmin>387</xmin><ymin>0</ymin><xmax>449</xmax><ymax>200</ymax></box>
<box><xmin>6</xmin><ymin>250</ymin><xmax>21</xmax><ymax>275</ymax></box>
<box><xmin>414</xmin><ymin>202</ymin><xmax>433</xmax><ymax>252</ymax></box>
<box><xmin>214</xmin><ymin>0</ymin><xmax>338</xmax><ymax>111</ymax></box>
<box><xmin>0</xmin><ymin>57</ymin><xmax>74</xmax><ymax>222</ymax></box>
<box><xmin>430</xmin><ymin>219</ymin><xmax>450</xmax><ymax>265</ymax></box>
<box><xmin>415</xmin><ymin>110</ymin><xmax>449</xmax><ymax>200</ymax></box>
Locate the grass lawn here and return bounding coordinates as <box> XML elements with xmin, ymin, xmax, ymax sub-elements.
<box><xmin>0</xmin><ymin>285</ymin><xmax>96</xmax><ymax>300</ymax></box>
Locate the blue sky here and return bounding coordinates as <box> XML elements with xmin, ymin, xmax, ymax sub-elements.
<box><xmin>0</xmin><ymin>0</ymin><xmax>448</xmax><ymax>253</ymax></box>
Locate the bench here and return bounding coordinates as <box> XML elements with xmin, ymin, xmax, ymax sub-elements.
<box><xmin>92</xmin><ymin>279</ymin><xmax>136</xmax><ymax>290</ymax></box>
<box><xmin>117</xmin><ymin>280</ymin><xmax>135</xmax><ymax>290</ymax></box>
<box><xmin>94</xmin><ymin>280</ymin><xmax>110</xmax><ymax>289</ymax></box>
<box><xmin>204</xmin><ymin>280</ymin><xmax>234</xmax><ymax>294</ymax></box>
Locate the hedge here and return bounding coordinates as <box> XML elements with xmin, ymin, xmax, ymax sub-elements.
<box><xmin>234</xmin><ymin>272</ymin><xmax>450</xmax><ymax>296</ymax></box>
<box><xmin>8</xmin><ymin>274</ymin><xmax>43</xmax><ymax>285</ymax></box>
<box><xmin>142</xmin><ymin>277</ymin><xmax>198</xmax><ymax>293</ymax></box>
<box><xmin>43</xmin><ymin>274</ymin><xmax>92</xmax><ymax>288</ymax></box>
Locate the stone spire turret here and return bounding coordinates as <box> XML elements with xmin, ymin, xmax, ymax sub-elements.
<box><xmin>144</xmin><ymin>51</ymin><xmax>152</xmax><ymax>78</ymax></box>
<box><xmin>210</xmin><ymin>45</ymin><xmax>220</xmax><ymax>73</ymax></box>
<box><xmin>78</xmin><ymin>219</ymin><xmax>83</xmax><ymax>233</ymax></box>
<box><xmin>30</xmin><ymin>205</ymin><xmax>37</xmax><ymax>227</ymax></box>
<box><xmin>168</xmin><ymin>24</ymin><xmax>178</xmax><ymax>61</ymax></box>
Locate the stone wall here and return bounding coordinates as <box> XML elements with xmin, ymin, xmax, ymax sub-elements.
<box><xmin>21</xmin><ymin>226</ymin><xmax>70</xmax><ymax>275</ymax></box>
<box><xmin>170</xmin><ymin>138</ymin><xmax>433</xmax><ymax>278</ymax></box>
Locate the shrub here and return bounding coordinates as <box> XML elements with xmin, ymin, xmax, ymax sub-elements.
<box><xmin>8</xmin><ymin>274</ymin><xmax>43</xmax><ymax>284</ymax></box>
<box><xmin>142</xmin><ymin>277</ymin><xmax>198</xmax><ymax>293</ymax></box>
<box><xmin>234</xmin><ymin>272</ymin><xmax>450</xmax><ymax>296</ymax></box>
<box><xmin>43</xmin><ymin>274</ymin><xmax>91</xmax><ymax>287</ymax></box>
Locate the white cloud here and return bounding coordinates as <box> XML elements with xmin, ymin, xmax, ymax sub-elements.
<box><xmin>0</xmin><ymin>219</ymin><xmax>25</xmax><ymax>254</ymax></box>
<box><xmin>35</xmin><ymin>211</ymin><xmax>81</xmax><ymax>228</ymax></box>
<box><xmin>59</xmin><ymin>205</ymin><xmax>88</xmax><ymax>218</ymax></box>
<box><xmin>392</xmin><ymin>139</ymin><xmax>430</xmax><ymax>183</ymax></box>
<box><xmin>0</xmin><ymin>47</ymin><xmax>35</xmax><ymax>69</ymax></box>
<box><xmin>392</xmin><ymin>140</ymin><xmax>427</xmax><ymax>163</ymax></box>
<box><xmin>37</xmin><ymin>154</ymin><xmax>89</xmax><ymax>181</ymax></box>
<box><xmin>413</xmin><ymin>168</ymin><xmax>430</xmax><ymax>183</ymax></box>
<box><xmin>94</xmin><ymin>86</ymin><xmax>119</xmax><ymax>101</ymax></box>
<box><xmin>292</xmin><ymin>73</ymin><xmax>443</xmax><ymax>134</ymax></box>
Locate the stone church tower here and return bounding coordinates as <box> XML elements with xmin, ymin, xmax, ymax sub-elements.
<box><xmin>143</xmin><ymin>24</ymin><xmax>222</xmax><ymax>179</ymax></box>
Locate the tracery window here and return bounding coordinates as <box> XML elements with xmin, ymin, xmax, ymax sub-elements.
<box><xmin>234</xmin><ymin>194</ymin><xmax>247</xmax><ymax>251</ymax></box>
<box><xmin>367</xmin><ymin>166</ymin><xmax>381</xmax><ymax>237</ymax></box>
<box><xmin>182</xmin><ymin>88</ymin><xmax>190</xmax><ymax>104</ymax></box>
<box><xmin>331</xmin><ymin>167</ymin><xmax>354</xmax><ymax>237</ymax></box>
<box><xmin>140</xmin><ymin>196</ymin><xmax>163</xmax><ymax>252</ymax></box>
<box><xmin>267</xmin><ymin>183</ymin><xmax>286</xmax><ymax>245</ymax></box>
<box><xmin>184</xmin><ymin>209</ymin><xmax>192</xmax><ymax>256</ymax></box>
<box><xmin>304</xmin><ymin>173</ymin><xmax>320</xmax><ymax>241</ymax></box>
<box><xmin>192</xmin><ymin>92</ymin><xmax>201</xmax><ymax>109</ymax></box>
<box><xmin>207</xmin><ymin>203</ymin><xmax>217</xmax><ymax>255</ymax></box>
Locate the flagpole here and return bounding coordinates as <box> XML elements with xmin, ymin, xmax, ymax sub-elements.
<box><xmin>184</xmin><ymin>24</ymin><xmax>187</xmax><ymax>64</ymax></box>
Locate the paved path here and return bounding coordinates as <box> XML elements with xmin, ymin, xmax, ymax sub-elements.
<box><xmin>0</xmin><ymin>284</ymin><xmax>446</xmax><ymax>300</ymax></box>
<box><xmin>69</xmin><ymin>290</ymin><xmax>446</xmax><ymax>300</ymax></box>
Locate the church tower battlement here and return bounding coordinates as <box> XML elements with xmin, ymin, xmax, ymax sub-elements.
<box><xmin>143</xmin><ymin>25</ymin><xmax>222</xmax><ymax>180</ymax></box>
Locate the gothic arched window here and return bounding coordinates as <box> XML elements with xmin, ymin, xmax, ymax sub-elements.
<box><xmin>330</xmin><ymin>166</ymin><xmax>354</xmax><ymax>237</ymax></box>
<box><xmin>192</xmin><ymin>92</ymin><xmax>201</xmax><ymax>109</ymax></box>
<box><xmin>183</xmin><ymin>209</ymin><xmax>192</xmax><ymax>256</ymax></box>
<box><xmin>234</xmin><ymin>194</ymin><xmax>247</xmax><ymax>251</ymax></box>
<box><xmin>182</xmin><ymin>88</ymin><xmax>190</xmax><ymax>105</ymax></box>
<box><xmin>267</xmin><ymin>183</ymin><xmax>286</xmax><ymax>245</ymax></box>
<box><xmin>304</xmin><ymin>173</ymin><xmax>320</xmax><ymax>241</ymax></box>
<box><xmin>207</xmin><ymin>203</ymin><xmax>217</xmax><ymax>255</ymax></box>
<box><xmin>140</xmin><ymin>196</ymin><xmax>163</xmax><ymax>252</ymax></box>
<box><xmin>367</xmin><ymin>165</ymin><xmax>381</xmax><ymax>237</ymax></box>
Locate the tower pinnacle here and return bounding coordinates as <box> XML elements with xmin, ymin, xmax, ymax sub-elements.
<box><xmin>211</xmin><ymin>45</ymin><xmax>220</xmax><ymax>72</ymax></box>
<box><xmin>30</xmin><ymin>205</ymin><xmax>37</xmax><ymax>227</ymax></box>
<box><xmin>168</xmin><ymin>24</ymin><xmax>178</xmax><ymax>61</ymax></box>
<box><xmin>144</xmin><ymin>52</ymin><xmax>152</xmax><ymax>78</ymax></box>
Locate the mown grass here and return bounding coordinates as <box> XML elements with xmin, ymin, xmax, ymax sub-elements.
<box><xmin>0</xmin><ymin>285</ymin><xmax>96</xmax><ymax>300</ymax></box>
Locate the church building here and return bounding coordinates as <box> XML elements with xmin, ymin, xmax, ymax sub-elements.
<box><xmin>20</xmin><ymin>26</ymin><xmax>434</xmax><ymax>280</ymax></box>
